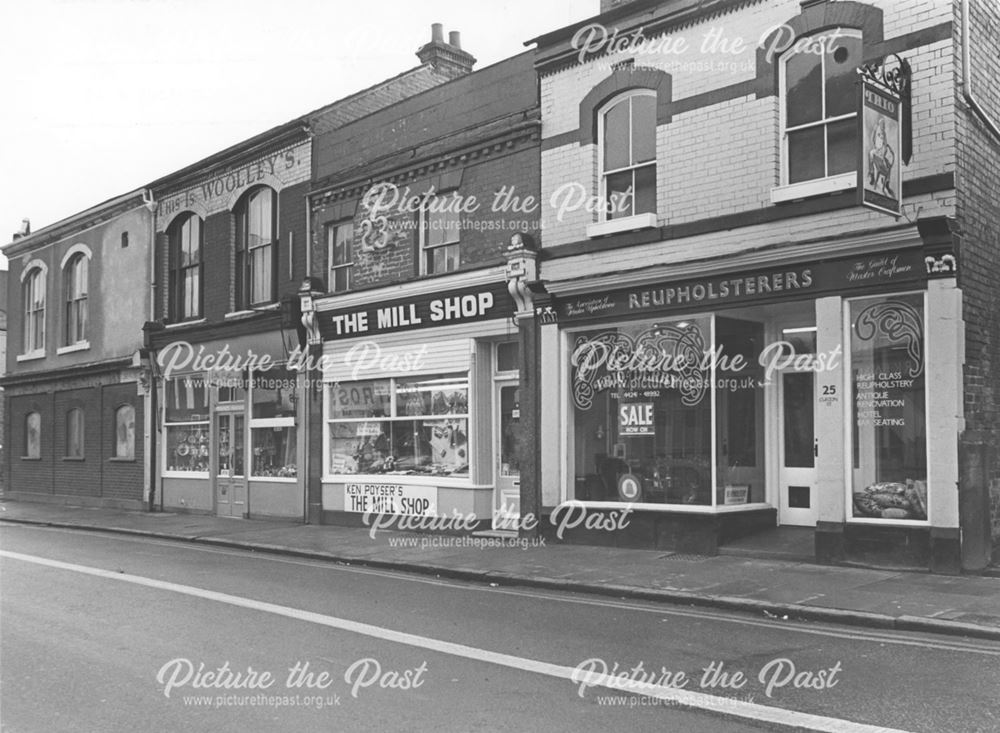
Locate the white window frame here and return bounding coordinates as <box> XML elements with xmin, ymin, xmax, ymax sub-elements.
<box><xmin>63</xmin><ymin>251</ymin><xmax>89</xmax><ymax>347</ymax></box>
<box><xmin>162</xmin><ymin>377</ymin><xmax>211</xmax><ymax>478</ymax></box>
<box><xmin>327</xmin><ymin>220</ymin><xmax>354</xmax><ymax>294</ymax></box>
<box><xmin>419</xmin><ymin>194</ymin><xmax>461</xmax><ymax>276</ymax></box>
<box><xmin>324</xmin><ymin>373</ymin><xmax>473</xmax><ymax>485</ymax></box>
<box><xmin>772</xmin><ymin>28</ymin><xmax>862</xmax><ymax>203</ymax></box>
<box><xmin>842</xmin><ymin>290</ymin><xmax>931</xmax><ymax>526</ymax></box>
<box><xmin>588</xmin><ymin>90</ymin><xmax>659</xmax><ymax>238</ymax></box>
<box><xmin>19</xmin><ymin>261</ymin><xmax>47</xmax><ymax>360</ymax></box>
<box><xmin>248</xmin><ymin>367</ymin><xmax>297</xmax><ymax>482</ymax></box>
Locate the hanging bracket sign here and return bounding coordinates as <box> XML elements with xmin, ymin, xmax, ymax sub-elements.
<box><xmin>857</xmin><ymin>56</ymin><xmax>910</xmax><ymax>217</ymax></box>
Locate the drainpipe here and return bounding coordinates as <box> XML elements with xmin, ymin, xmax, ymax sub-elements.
<box><xmin>962</xmin><ymin>0</ymin><xmax>1000</xmax><ymax>141</ymax></box>
<box><xmin>142</xmin><ymin>189</ymin><xmax>159</xmax><ymax>511</ymax></box>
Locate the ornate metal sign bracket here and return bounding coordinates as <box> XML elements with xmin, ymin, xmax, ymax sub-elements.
<box><xmin>859</xmin><ymin>54</ymin><xmax>912</xmax><ymax>164</ymax></box>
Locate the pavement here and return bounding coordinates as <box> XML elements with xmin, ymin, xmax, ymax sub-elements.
<box><xmin>2</xmin><ymin>499</ymin><xmax>999</xmax><ymax>642</ymax></box>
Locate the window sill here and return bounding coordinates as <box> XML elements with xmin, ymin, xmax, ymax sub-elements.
<box><xmin>770</xmin><ymin>173</ymin><xmax>855</xmax><ymax>203</ymax></box>
<box><xmin>62</xmin><ymin>456</ymin><xmax>85</xmax><ymax>462</ymax></box>
<box><xmin>224</xmin><ymin>310</ymin><xmax>255</xmax><ymax>320</ymax></box>
<box><xmin>249</xmin><ymin>476</ymin><xmax>298</xmax><ymax>483</ymax></box>
<box><xmin>586</xmin><ymin>213</ymin><xmax>658</xmax><ymax>239</ymax></box>
<box><xmin>16</xmin><ymin>350</ymin><xmax>46</xmax><ymax>362</ymax></box>
<box><xmin>165</xmin><ymin>318</ymin><xmax>206</xmax><ymax>329</ymax></box>
<box><xmin>57</xmin><ymin>341</ymin><xmax>90</xmax><ymax>355</ymax></box>
<box><xmin>109</xmin><ymin>457</ymin><xmax>136</xmax><ymax>463</ymax></box>
<box><xmin>323</xmin><ymin>474</ymin><xmax>480</xmax><ymax>489</ymax></box>
<box><xmin>20</xmin><ymin>456</ymin><xmax>41</xmax><ymax>461</ymax></box>
<box><xmin>162</xmin><ymin>471</ymin><xmax>210</xmax><ymax>479</ymax></box>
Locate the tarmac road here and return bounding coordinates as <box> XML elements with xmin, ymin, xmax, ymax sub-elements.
<box><xmin>1</xmin><ymin>523</ymin><xmax>998</xmax><ymax>733</ymax></box>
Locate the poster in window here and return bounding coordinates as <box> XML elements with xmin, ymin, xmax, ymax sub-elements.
<box><xmin>858</xmin><ymin>80</ymin><xmax>902</xmax><ymax>217</ymax></box>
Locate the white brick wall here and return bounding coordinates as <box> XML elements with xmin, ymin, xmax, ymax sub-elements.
<box><xmin>539</xmin><ymin>0</ymin><xmax>957</xmax><ymax>249</ymax></box>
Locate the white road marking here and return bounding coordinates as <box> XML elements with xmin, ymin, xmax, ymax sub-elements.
<box><xmin>4</xmin><ymin>523</ymin><xmax>998</xmax><ymax>656</ymax></box>
<box><xmin>2</xmin><ymin>548</ymin><xmax>913</xmax><ymax>733</ymax></box>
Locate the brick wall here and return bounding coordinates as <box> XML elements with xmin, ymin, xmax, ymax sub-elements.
<box><xmin>953</xmin><ymin>0</ymin><xmax>1000</xmax><ymax>543</ymax></box>
<box><xmin>6</xmin><ymin>380</ymin><xmax>144</xmax><ymax>505</ymax></box>
<box><xmin>539</xmin><ymin>0</ymin><xmax>956</xmax><ymax>247</ymax></box>
<box><xmin>311</xmin><ymin>142</ymin><xmax>541</xmax><ymax>292</ymax></box>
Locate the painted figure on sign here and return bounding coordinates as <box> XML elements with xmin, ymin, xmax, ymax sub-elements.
<box><xmin>867</xmin><ymin>117</ymin><xmax>895</xmax><ymax>198</ymax></box>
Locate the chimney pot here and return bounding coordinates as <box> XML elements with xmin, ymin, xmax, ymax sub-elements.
<box><xmin>449</xmin><ymin>31</ymin><xmax>461</xmax><ymax>49</ymax></box>
<box><xmin>431</xmin><ymin>23</ymin><xmax>444</xmax><ymax>43</ymax></box>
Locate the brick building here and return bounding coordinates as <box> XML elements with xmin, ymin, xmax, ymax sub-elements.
<box><xmin>3</xmin><ymin>195</ymin><xmax>154</xmax><ymax>509</ymax></box>
<box><xmin>523</xmin><ymin>0</ymin><xmax>998</xmax><ymax>571</ymax></box>
<box><xmin>305</xmin><ymin>36</ymin><xmax>541</xmax><ymax>528</ymax></box>
<box><xmin>144</xmin><ymin>44</ymin><xmax>458</xmax><ymax>520</ymax></box>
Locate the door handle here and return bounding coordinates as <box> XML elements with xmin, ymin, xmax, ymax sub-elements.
<box><xmin>814</xmin><ymin>438</ymin><xmax>818</xmax><ymax>457</ymax></box>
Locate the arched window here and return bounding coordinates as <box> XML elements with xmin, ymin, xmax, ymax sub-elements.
<box><xmin>115</xmin><ymin>404</ymin><xmax>136</xmax><ymax>459</ymax></box>
<box><xmin>64</xmin><ymin>253</ymin><xmax>88</xmax><ymax>345</ymax></box>
<box><xmin>168</xmin><ymin>213</ymin><xmax>203</xmax><ymax>322</ymax></box>
<box><xmin>66</xmin><ymin>408</ymin><xmax>84</xmax><ymax>459</ymax></box>
<box><xmin>599</xmin><ymin>91</ymin><xmax>657</xmax><ymax>221</ymax></box>
<box><xmin>22</xmin><ymin>267</ymin><xmax>46</xmax><ymax>354</ymax></box>
<box><xmin>235</xmin><ymin>186</ymin><xmax>277</xmax><ymax>308</ymax></box>
<box><xmin>24</xmin><ymin>412</ymin><xmax>41</xmax><ymax>459</ymax></box>
<box><xmin>780</xmin><ymin>29</ymin><xmax>863</xmax><ymax>185</ymax></box>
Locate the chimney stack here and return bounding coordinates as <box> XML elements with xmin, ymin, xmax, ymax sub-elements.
<box><xmin>417</xmin><ymin>23</ymin><xmax>476</xmax><ymax>79</ymax></box>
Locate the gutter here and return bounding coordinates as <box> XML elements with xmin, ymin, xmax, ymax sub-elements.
<box><xmin>962</xmin><ymin>0</ymin><xmax>1000</xmax><ymax>141</ymax></box>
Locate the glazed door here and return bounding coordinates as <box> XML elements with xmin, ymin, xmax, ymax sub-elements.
<box><xmin>778</xmin><ymin>370</ymin><xmax>818</xmax><ymax>526</ymax></box>
<box><xmin>493</xmin><ymin>382</ymin><xmax>522</xmax><ymax>531</ymax></box>
<box><xmin>215</xmin><ymin>412</ymin><xmax>246</xmax><ymax>518</ymax></box>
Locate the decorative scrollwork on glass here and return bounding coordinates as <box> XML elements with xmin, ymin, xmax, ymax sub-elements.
<box><xmin>854</xmin><ymin>300</ymin><xmax>924</xmax><ymax>378</ymax></box>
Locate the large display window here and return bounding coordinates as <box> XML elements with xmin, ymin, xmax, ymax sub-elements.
<box><xmin>849</xmin><ymin>293</ymin><xmax>928</xmax><ymax>522</ymax></box>
<box><xmin>250</xmin><ymin>367</ymin><xmax>297</xmax><ymax>479</ymax></box>
<box><xmin>569</xmin><ymin>314</ymin><xmax>765</xmax><ymax>507</ymax></box>
<box><xmin>327</xmin><ymin>373</ymin><xmax>470</xmax><ymax>477</ymax></box>
<box><xmin>164</xmin><ymin>377</ymin><xmax>210</xmax><ymax>474</ymax></box>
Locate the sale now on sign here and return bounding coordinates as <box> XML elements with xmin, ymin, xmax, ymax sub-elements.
<box><xmin>618</xmin><ymin>402</ymin><xmax>654</xmax><ymax>437</ymax></box>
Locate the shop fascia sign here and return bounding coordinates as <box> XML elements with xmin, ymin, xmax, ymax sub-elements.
<box><xmin>318</xmin><ymin>282</ymin><xmax>514</xmax><ymax>340</ymax></box>
<box><xmin>157</xmin><ymin>145</ymin><xmax>304</xmax><ymax>222</ymax></box>
<box><xmin>857</xmin><ymin>55</ymin><xmax>911</xmax><ymax>218</ymax></box>
<box><xmin>556</xmin><ymin>249</ymin><xmax>927</xmax><ymax>323</ymax></box>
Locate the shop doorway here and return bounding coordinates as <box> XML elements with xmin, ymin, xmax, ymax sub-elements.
<box><xmin>214</xmin><ymin>410</ymin><xmax>246</xmax><ymax>518</ymax></box>
<box><xmin>778</xmin><ymin>369</ymin><xmax>817</xmax><ymax>526</ymax></box>
<box><xmin>493</xmin><ymin>381</ymin><xmax>522</xmax><ymax>530</ymax></box>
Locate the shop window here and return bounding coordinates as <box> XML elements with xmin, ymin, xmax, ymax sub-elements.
<box><xmin>114</xmin><ymin>404</ymin><xmax>136</xmax><ymax>460</ymax></box>
<box><xmin>569</xmin><ymin>315</ymin><xmax>766</xmax><ymax>506</ymax></box>
<box><xmin>420</xmin><ymin>194</ymin><xmax>460</xmax><ymax>275</ymax></box>
<box><xmin>24</xmin><ymin>412</ymin><xmax>41</xmax><ymax>459</ymax></box>
<box><xmin>22</xmin><ymin>266</ymin><xmax>46</xmax><ymax>355</ymax></box>
<box><xmin>64</xmin><ymin>253</ymin><xmax>88</xmax><ymax>345</ymax></box>
<box><xmin>599</xmin><ymin>91</ymin><xmax>657</xmax><ymax>220</ymax></box>
<box><xmin>168</xmin><ymin>213</ymin><xmax>203</xmax><ymax>322</ymax></box>
<box><xmin>65</xmin><ymin>408</ymin><xmax>84</xmax><ymax>459</ymax></box>
<box><xmin>849</xmin><ymin>293</ymin><xmax>927</xmax><ymax>521</ymax></box>
<box><xmin>328</xmin><ymin>374</ymin><xmax>469</xmax><ymax>477</ymax></box>
<box><xmin>164</xmin><ymin>377</ymin><xmax>210</xmax><ymax>473</ymax></box>
<box><xmin>235</xmin><ymin>186</ymin><xmax>278</xmax><ymax>308</ymax></box>
<box><xmin>779</xmin><ymin>29</ymin><xmax>862</xmax><ymax>188</ymax></box>
<box><xmin>327</xmin><ymin>220</ymin><xmax>354</xmax><ymax>293</ymax></box>
<box><xmin>250</xmin><ymin>367</ymin><xmax>297</xmax><ymax>478</ymax></box>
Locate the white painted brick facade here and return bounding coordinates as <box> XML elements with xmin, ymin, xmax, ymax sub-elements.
<box><xmin>539</xmin><ymin>0</ymin><xmax>957</xmax><ymax>253</ymax></box>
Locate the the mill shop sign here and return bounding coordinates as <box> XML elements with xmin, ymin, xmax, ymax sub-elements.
<box><xmin>317</xmin><ymin>282</ymin><xmax>515</xmax><ymax>340</ymax></box>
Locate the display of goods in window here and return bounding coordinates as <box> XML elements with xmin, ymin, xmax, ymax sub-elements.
<box><xmin>853</xmin><ymin>480</ymin><xmax>927</xmax><ymax>520</ymax></box>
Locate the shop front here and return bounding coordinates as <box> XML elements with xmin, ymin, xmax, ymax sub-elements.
<box><xmin>156</xmin><ymin>330</ymin><xmax>306</xmax><ymax>519</ymax></box>
<box><xmin>541</xmin><ymin>240</ymin><xmax>962</xmax><ymax>568</ymax></box>
<box><xmin>315</xmin><ymin>276</ymin><xmax>522</xmax><ymax>531</ymax></box>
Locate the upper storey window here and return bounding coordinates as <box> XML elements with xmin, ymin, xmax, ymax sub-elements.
<box><xmin>64</xmin><ymin>253</ymin><xmax>88</xmax><ymax>345</ymax></box>
<box><xmin>600</xmin><ymin>91</ymin><xmax>657</xmax><ymax>220</ymax></box>
<box><xmin>168</xmin><ymin>213</ymin><xmax>203</xmax><ymax>322</ymax></box>
<box><xmin>22</xmin><ymin>266</ymin><xmax>46</xmax><ymax>355</ymax></box>
<box><xmin>236</xmin><ymin>186</ymin><xmax>278</xmax><ymax>308</ymax></box>
<box><xmin>780</xmin><ymin>30</ymin><xmax>863</xmax><ymax>187</ymax></box>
